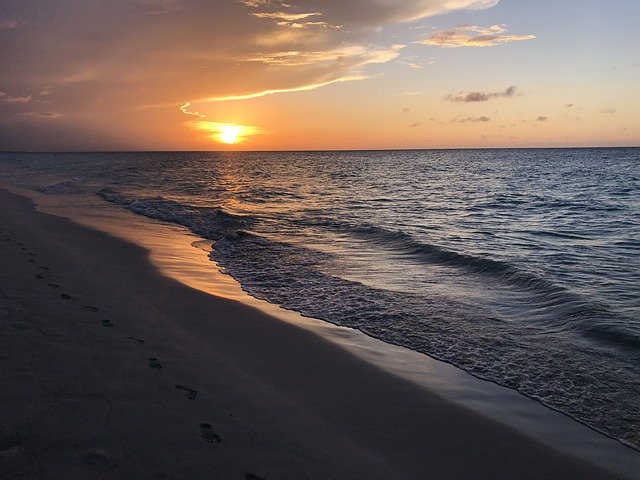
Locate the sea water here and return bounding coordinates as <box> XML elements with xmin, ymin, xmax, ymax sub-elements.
<box><xmin>1</xmin><ymin>148</ymin><xmax>638</xmax><ymax>448</ymax></box>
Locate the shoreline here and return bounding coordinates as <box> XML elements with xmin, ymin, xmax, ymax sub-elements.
<box><xmin>0</xmin><ymin>186</ymin><xmax>637</xmax><ymax>479</ymax></box>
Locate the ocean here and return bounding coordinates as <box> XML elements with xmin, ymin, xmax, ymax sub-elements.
<box><xmin>1</xmin><ymin>148</ymin><xmax>638</xmax><ymax>449</ymax></box>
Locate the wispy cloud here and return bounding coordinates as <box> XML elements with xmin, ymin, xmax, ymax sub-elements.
<box><xmin>5</xmin><ymin>95</ymin><xmax>33</xmax><ymax>103</ymax></box>
<box><xmin>444</xmin><ymin>85</ymin><xmax>517</xmax><ymax>102</ymax></box>
<box><xmin>251</xmin><ymin>11</ymin><xmax>340</xmax><ymax>29</ymax></box>
<box><xmin>392</xmin><ymin>91</ymin><xmax>423</xmax><ymax>96</ymax></box>
<box><xmin>20</xmin><ymin>111</ymin><xmax>63</xmax><ymax>119</ymax></box>
<box><xmin>535</xmin><ymin>116</ymin><xmax>548</xmax><ymax>121</ymax></box>
<box><xmin>198</xmin><ymin>74</ymin><xmax>372</xmax><ymax>102</ymax></box>
<box><xmin>397</xmin><ymin>55</ymin><xmax>434</xmax><ymax>69</ymax></box>
<box><xmin>0</xmin><ymin>19</ymin><xmax>18</xmax><ymax>29</ymax></box>
<box><xmin>454</xmin><ymin>115</ymin><xmax>491</xmax><ymax>123</ymax></box>
<box><xmin>179</xmin><ymin>102</ymin><xmax>206</xmax><ymax>118</ymax></box>
<box><xmin>242</xmin><ymin>44</ymin><xmax>404</xmax><ymax>67</ymax></box>
<box><xmin>420</xmin><ymin>24</ymin><xmax>535</xmax><ymax>48</ymax></box>
<box><xmin>600</xmin><ymin>107</ymin><xmax>616</xmax><ymax>114</ymax></box>
<box><xmin>135</xmin><ymin>0</ymin><xmax>182</xmax><ymax>15</ymax></box>
<box><xmin>239</xmin><ymin>0</ymin><xmax>290</xmax><ymax>8</ymax></box>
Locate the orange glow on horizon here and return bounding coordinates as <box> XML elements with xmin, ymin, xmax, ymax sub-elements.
<box><xmin>187</xmin><ymin>120</ymin><xmax>261</xmax><ymax>146</ymax></box>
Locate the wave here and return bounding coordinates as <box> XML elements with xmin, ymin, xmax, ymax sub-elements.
<box><xmin>95</xmin><ymin>190</ymin><xmax>640</xmax><ymax>355</ymax></box>
<box><xmin>209</xmin><ymin>227</ymin><xmax>640</xmax><ymax>450</ymax></box>
<box><xmin>38</xmin><ymin>177</ymin><xmax>83</xmax><ymax>194</ymax></box>
<box><xmin>302</xmin><ymin>220</ymin><xmax>579</xmax><ymax>296</ymax></box>
<box><xmin>97</xmin><ymin>188</ymin><xmax>254</xmax><ymax>239</ymax></box>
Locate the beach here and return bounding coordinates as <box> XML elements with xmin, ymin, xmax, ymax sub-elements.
<box><xmin>0</xmin><ymin>187</ymin><xmax>633</xmax><ymax>479</ymax></box>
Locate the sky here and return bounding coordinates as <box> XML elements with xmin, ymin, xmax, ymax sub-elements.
<box><xmin>0</xmin><ymin>0</ymin><xmax>638</xmax><ymax>151</ymax></box>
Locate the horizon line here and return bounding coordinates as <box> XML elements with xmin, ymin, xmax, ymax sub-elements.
<box><xmin>1</xmin><ymin>145</ymin><xmax>639</xmax><ymax>154</ymax></box>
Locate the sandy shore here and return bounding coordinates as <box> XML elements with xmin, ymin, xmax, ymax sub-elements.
<box><xmin>0</xmin><ymin>187</ymin><xmax>630</xmax><ymax>480</ymax></box>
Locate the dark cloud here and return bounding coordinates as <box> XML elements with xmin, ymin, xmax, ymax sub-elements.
<box><xmin>444</xmin><ymin>85</ymin><xmax>517</xmax><ymax>103</ymax></box>
<box><xmin>454</xmin><ymin>116</ymin><xmax>491</xmax><ymax>123</ymax></box>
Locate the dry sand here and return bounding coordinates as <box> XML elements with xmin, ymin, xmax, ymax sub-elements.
<box><xmin>0</xmin><ymin>187</ymin><xmax>631</xmax><ymax>479</ymax></box>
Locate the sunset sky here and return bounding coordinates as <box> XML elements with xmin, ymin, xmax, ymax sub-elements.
<box><xmin>0</xmin><ymin>0</ymin><xmax>638</xmax><ymax>151</ymax></box>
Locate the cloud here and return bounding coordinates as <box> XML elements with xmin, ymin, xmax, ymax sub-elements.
<box><xmin>0</xmin><ymin>0</ymin><xmax>504</xmax><ymax>150</ymax></box>
<box><xmin>392</xmin><ymin>91</ymin><xmax>423</xmax><ymax>96</ymax></box>
<box><xmin>251</xmin><ymin>10</ymin><xmax>341</xmax><ymax>29</ymax></box>
<box><xmin>20</xmin><ymin>111</ymin><xmax>63</xmax><ymax>119</ymax></box>
<box><xmin>600</xmin><ymin>107</ymin><xmax>616</xmax><ymax>114</ymax></box>
<box><xmin>454</xmin><ymin>116</ymin><xmax>491</xmax><ymax>123</ymax></box>
<box><xmin>535</xmin><ymin>116</ymin><xmax>547</xmax><ymax>121</ymax></box>
<box><xmin>242</xmin><ymin>44</ymin><xmax>404</xmax><ymax>67</ymax></box>
<box><xmin>0</xmin><ymin>20</ymin><xmax>18</xmax><ymax>29</ymax></box>
<box><xmin>5</xmin><ymin>95</ymin><xmax>33</xmax><ymax>103</ymax></box>
<box><xmin>397</xmin><ymin>55</ymin><xmax>434</xmax><ymax>69</ymax></box>
<box><xmin>135</xmin><ymin>0</ymin><xmax>182</xmax><ymax>15</ymax></box>
<box><xmin>239</xmin><ymin>0</ymin><xmax>290</xmax><ymax>7</ymax></box>
<box><xmin>445</xmin><ymin>85</ymin><xmax>517</xmax><ymax>102</ymax></box>
<box><xmin>197</xmin><ymin>74</ymin><xmax>371</xmax><ymax>102</ymax></box>
<box><xmin>409</xmin><ymin>122</ymin><xmax>421</xmax><ymax>127</ymax></box>
<box><xmin>179</xmin><ymin>102</ymin><xmax>206</xmax><ymax>118</ymax></box>
<box><xmin>420</xmin><ymin>24</ymin><xmax>535</xmax><ymax>48</ymax></box>
<box><xmin>243</xmin><ymin>0</ymin><xmax>500</xmax><ymax>28</ymax></box>
<box><xmin>252</xmin><ymin>11</ymin><xmax>320</xmax><ymax>21</ymax></box>
<box><xmin>402</xmin><ymin>107</ymin><xmax>410</xmax><ymax>113</ymax></box>
<box><xmin>212</xmin><ymin>43</ymin><xmax>404</xmax><ymax>102</ymax></box>
<box><xmin>564</xmin><ymin>103</ymin><xmax>574</xmax><ymax>108</ymax></box>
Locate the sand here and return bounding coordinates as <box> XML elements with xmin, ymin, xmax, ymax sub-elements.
<box><xmin>0</xmin><ymin>187</ymin><xmax>631</xmax><ymax>480</ymax></box>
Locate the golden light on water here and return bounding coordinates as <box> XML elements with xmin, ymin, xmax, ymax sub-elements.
<box><xmin>188</xmin><ymin>120</ymin><xmax>260</xmax><ymax>146</ymax></box>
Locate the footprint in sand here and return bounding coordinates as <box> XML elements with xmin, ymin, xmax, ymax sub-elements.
<box><xmin>126</xmin><ymin>336</ymin><xmax>145</xmax><ymax>345</ymax></box>
<box><xmin>35</xmin><ymin>274</ymin><xmax>44</xmax><ymax>279</ymax></box>
<box><xmin>147</xmin><ymin>357</ymin><xmax>162</xmax><ymax>370</ymax></box>
<box><xmin>101</xmin><ymin>320</ymin><xmax>114</xmax><ymax>328</ymax></box>
<box><xmin>60</xmin><ymin>293</ymin><xmax>71</xmax><ymax>300</ymax></box>
<box><xmin>83</xmin><ymin>305</ymin><xmax>100</xmax><ymax>312</ymax></box>
<box><xmin>0</xmin><ymin>436</ymin><xmax>22</xmax><ymax>460</ymax></box>
<box><xmin>199</xmin><ymin>423</ymin><xmax>221</xmax><ymax>443</ymax></box>
<box><xmin>175</xmin><ymin>385</ymin><xmax>198</xmax><ymax>400</ymax></box>
<box><xmin>85</xmin><ymin>448</ymin><xmax>118</xmax><ymax>467</ymax></box>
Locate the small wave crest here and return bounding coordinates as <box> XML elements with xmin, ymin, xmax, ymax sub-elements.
<box><xmin>37</xmin><ymin>177</ymin><xmax>83</xmax><ymax>194</ymax></box>
<box><xmin>97</xmin><ymin>188</ymin><xmax>255</xmax><ymax>239</ymax></box>
<box><xmin>305</xmin><ymin>220</ymin><xmax>574</xmax><ymax>296</ymax></box>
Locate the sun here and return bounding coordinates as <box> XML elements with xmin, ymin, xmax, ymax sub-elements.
<box><xmin>219</xmin><ymin>125</ymin><xmax>242</xmax><ymax>144</ymax></box>
<box><xmin>188</xmin><ymin>120</ymin><xmax>260</xmax><ymax>145</ymax></box>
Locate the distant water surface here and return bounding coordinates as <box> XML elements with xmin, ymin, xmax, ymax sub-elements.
<box><xmin>1</xmin><ymin>148</ymin><xmax>639</xmax><ymax>448</ymax></box>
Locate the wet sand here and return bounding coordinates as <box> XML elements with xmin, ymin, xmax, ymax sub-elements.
<box><xmin>0</xmin><ymin>187</ymin><xmax>630</xmax><ymax>479</ymax></box>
